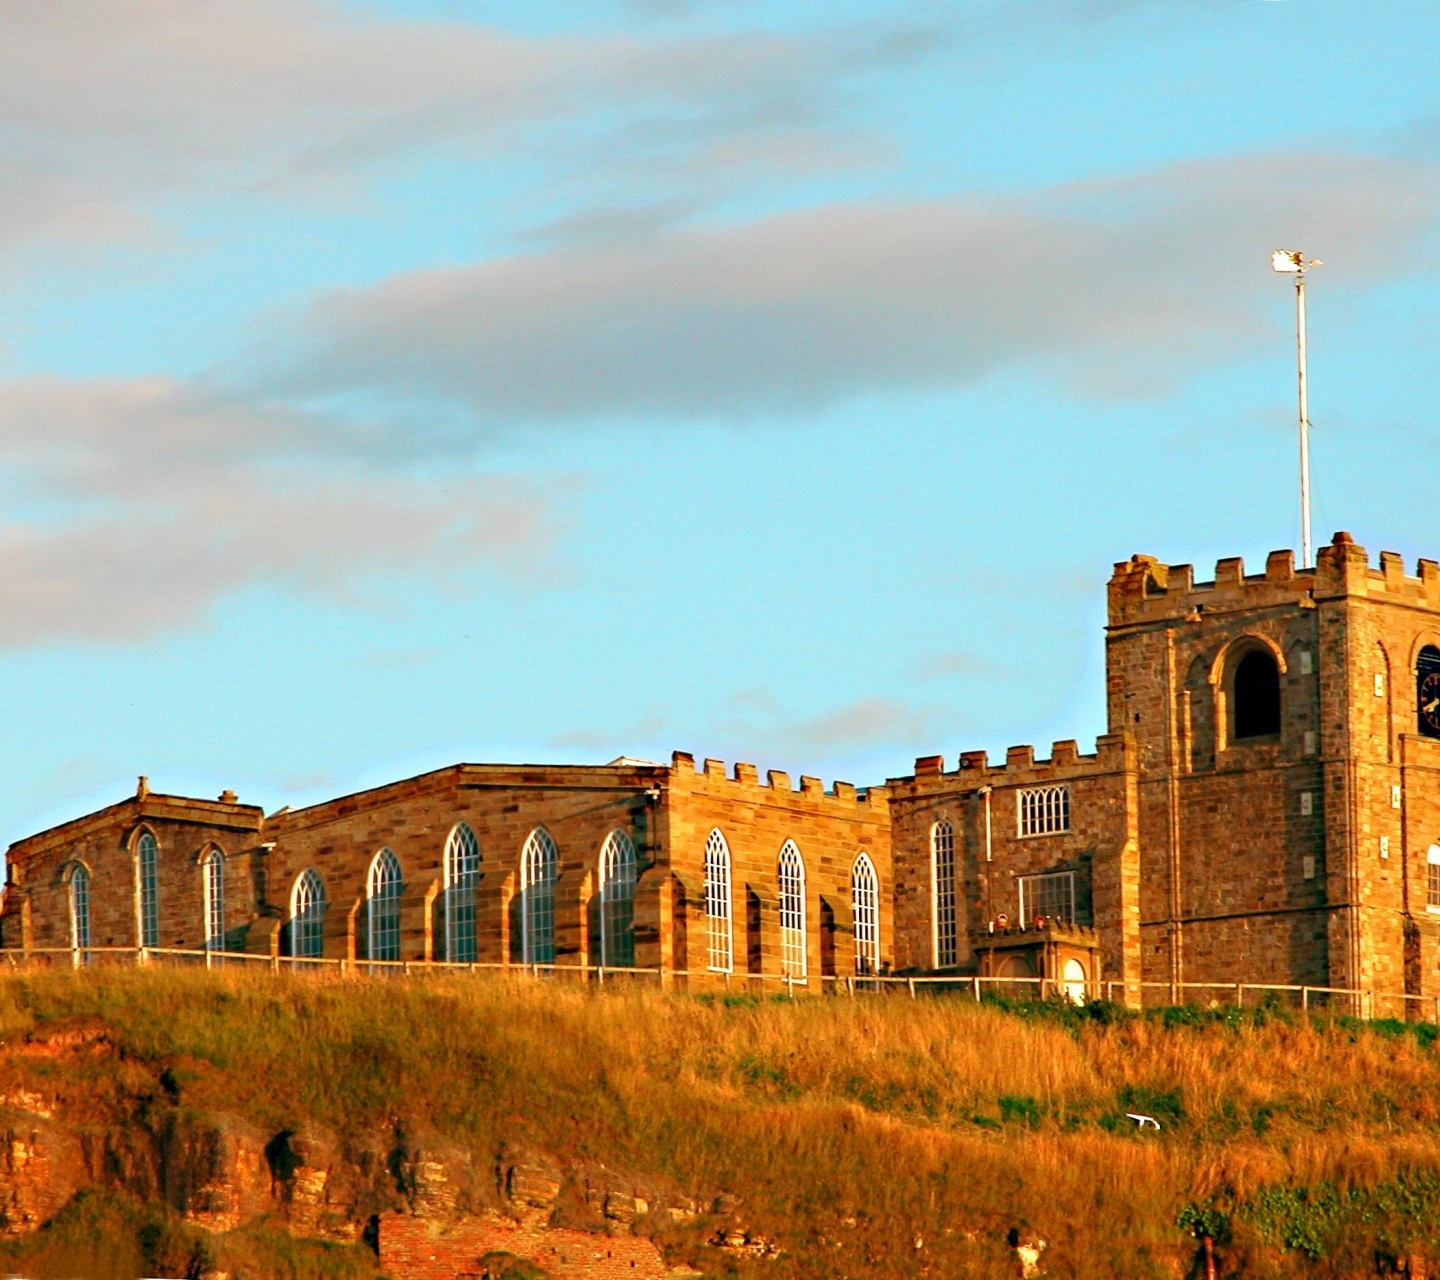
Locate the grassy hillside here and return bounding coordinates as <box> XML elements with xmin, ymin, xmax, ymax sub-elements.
<box><xmin>3</xmin><ymin>970</ymin><xmax>1440</xmax><ymax>1278</ymax></box>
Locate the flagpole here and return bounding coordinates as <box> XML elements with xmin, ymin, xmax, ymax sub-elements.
<box><xmin>1296</xmin><ymin>266</ymin><xmax>1311</xmax><ymax>569</ymax></box>
<box><xmin>1272</xmin><ymin>250</ymin><xmax>1321</xmax><ymax>567</ymax></box>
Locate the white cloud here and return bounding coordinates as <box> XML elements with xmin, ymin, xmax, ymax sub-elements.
<box><xmin>0</xmin><ymin>0</ymin><xmax>892</xmax><ymax>250</ymax></box>
<box><xmin>0</xmin><ymin>375</ymin><xmax>560</xmax><ymax>646</ymax></box>
<box><xmin>259</xmin><ymin>149</ymin><xmax>1438</xmax><ymax>430</ymax></box>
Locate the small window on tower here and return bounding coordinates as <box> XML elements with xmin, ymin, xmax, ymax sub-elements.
<box><xmin>1428</xmin><ymin>846</ymin><xmax>1440</xmax><ymax>913</ymax></box>
<box><xmin>1232</xmin><ymin>649</ymin><xmax>1281</xmax><ymax>740</ymax></box>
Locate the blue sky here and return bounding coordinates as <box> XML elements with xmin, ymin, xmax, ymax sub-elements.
<box><xmin>2</xmin><ymin>0</ymin><xmax>1438</xmax><ymax>845</ymax></box>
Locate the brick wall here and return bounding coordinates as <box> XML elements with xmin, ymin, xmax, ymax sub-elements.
<box><xmin>377</xmin><ymin>1212</ymin><xmax>674</xmax><ymax>1280</ymax></box>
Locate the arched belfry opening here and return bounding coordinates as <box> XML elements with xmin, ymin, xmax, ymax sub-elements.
<box><xmin>1232</xmin><ymin>649</ymin><xmax>1281</xmax><ymax>740</ymax></box>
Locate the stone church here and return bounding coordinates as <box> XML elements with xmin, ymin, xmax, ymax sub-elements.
<box><xmin>5</xmin><ymin>530</ymin><xmax>1440</xmax><ymax>1006</ymax></box>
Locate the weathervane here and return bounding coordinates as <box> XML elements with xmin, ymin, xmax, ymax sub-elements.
<box><xmin>1271</xmin><ymin>249</ymin><xmax>1322</xmax><ymax>568</ymax></box>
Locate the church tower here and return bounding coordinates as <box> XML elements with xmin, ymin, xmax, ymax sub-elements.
<box><xmin>1107</xmin><ymin>532</ymin><xmax>1440</xmax><ymax>1005</ymax></box>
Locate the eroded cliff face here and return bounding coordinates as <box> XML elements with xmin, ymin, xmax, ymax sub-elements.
<box><xmin>0</xmin><ymin>1016</ymin><xmax>721</xmax><ymax>1278</ymax></box>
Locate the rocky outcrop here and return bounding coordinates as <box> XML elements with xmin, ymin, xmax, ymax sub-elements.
<box><xmin>0</xmin><ymin>1016</ymin><xmax>722</xmax><ymax>1278</ymax></box>
<box><xmin>0</xmin><ymin>1117</ymin><xmax>85</xmax><ymax>1235</ymax></box>
<box><xmin>378</xmin><ymin>1211</ymin><xmax>681</xmax><ymax>1280</ymax></box>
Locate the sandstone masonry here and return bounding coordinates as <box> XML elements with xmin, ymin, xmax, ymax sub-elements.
<box><xmin>8</xmin><ymin>532</ymin><xmax>1440</xmax><ymax>1006</ymax></box>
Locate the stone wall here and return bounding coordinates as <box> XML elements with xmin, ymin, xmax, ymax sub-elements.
<box><xmin>0</xmin><ymin>785</ymin><xmax>264</xmax><ymax>953</ymax></box>
<box><xmin>664</xmin><ymin>755</ymin><xmax>891</xmax><ymax>982</ymax></box>
<box><xmin>886</xmin><ymin>735</ymin><xmax>1138</xmax><ymax>991</ymax></box>
<box><xmin>262</xmin><ymin>762</ymin><xmax>667</xmax><ymax>967</ymax></box>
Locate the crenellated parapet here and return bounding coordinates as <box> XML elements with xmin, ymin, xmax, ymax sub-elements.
<box><xmin>667</xmin><ymin>751</ymin><xmax>887</xmax><ymax>813</ymax></box>
<box><xmin>1108</xmin><ymin>532</ymin><xmax>1440</xmax><ymax>631</ymax></box>
<box><xmin>893</xmin><ymin>732</ymin><xmax>1135</xmax><ymax>793</ymax></box>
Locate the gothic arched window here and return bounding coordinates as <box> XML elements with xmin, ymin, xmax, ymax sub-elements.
<box><xmin>778</xmin><ymin>841</ymin><xmax>806</xmax><ymax>980</ymax></box>
<box><xmin>598</xmin><ymin>830</ymin><xmax>637</xmax><ymax>967</ymax></box>
<box><xmin>367</xmin><ymin>848</ymin><xmax>402</xmax><ymax>963</ymax></box>
<box><xmin>931</xmin><ymin>821</ymin><xmax>956</xmax><ymax>968</ymax></box>
<box><xmin>444</xmin><ymin>823</ymin><xmax>480</xmax><ymax>963</ymax></box>
<box><xmin>68</xmin><ymin>862</ymin><xmax>91</xmax><ymax>956</ymax></box>
<box><xmin>136</xmin><ymin>831</ymin><xmax>159</xmax><ymax>948</ymax></box>
<box><xmin>520</xmin><ymin>828</ymin><xmax>558</xmax><ymax>965</ymax></box>
<box><xmin>200</xmin><ymin>848</ymin><xmax>225</xmax><ymax>953</ymax></box>
<box><xmin>704</xmin><ymin>829</ymin><xmax>732</xmax><ymax>974</ymax></box>
<box><xmin>1233</xmin><ymin>649</ymin><xmax>1281</xmax><ymax>739</ymax></box>
<box><xmin>290</xmin><ymin>868</ymin><xmax>326</xmax><ymax>959</ymax></box>
<box><xmin>852</xmin><ymin>853</ymin><xmax>880</xmax><ymax>976</ymax></box>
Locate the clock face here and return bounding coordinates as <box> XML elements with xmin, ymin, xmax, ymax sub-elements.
<box><xmin>1420</xmin><ymin>670</ymin><xmax>1440</xmax><ymax>736</ymax></box>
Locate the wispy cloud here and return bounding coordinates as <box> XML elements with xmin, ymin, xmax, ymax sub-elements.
<box><xmin>256</xmin><ymin>149</ymin><xmax>1438</xmax><ymax>434</ymax></box>
<box><xmin>0</xmin><ymin>376</ymin><xmax>561</xmax><ymax>646</ymax></box>
<box><xmin>713</xmin><ymin>689</ymin><xmax>953</xmax><ymax>756</ymax></box>
<box><xmin>0</xmin><ymin>1</ymin><xmax>900</xmax><ymax>251</ymax></box>
<box><xmin>912</xmin><ymin>650</ymin><xmax>1001</xmax><ymax>680</ymax></box>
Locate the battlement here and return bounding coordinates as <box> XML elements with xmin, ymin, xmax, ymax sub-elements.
<box><xmin>1108</xmin><ymin>532</ymin><xmax>1440</xmax><ymax>629</ymax></box>
<box><xmin>889</xmin><ymin>732</ymin><xmax>1134</xmax><ymax>793</ymax></box>
<box><xmin>668</xmin><ymin>751</ymin><xmax>886</xmax><ymax>809</ymax></box>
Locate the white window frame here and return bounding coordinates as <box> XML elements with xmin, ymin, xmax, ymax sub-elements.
<box><xmin>290</xmin><ymin>868</ymin><xmax>326</xmax><ymax>959</ymax></box>
<box><xmin>136</xmin><ymin>830</ymin><xmax>159</xmax><ymax>949</ymax></box>
<box><xmin>68</xmin><ymin>862</ymin><xmax>91</xmax><ymax>955</ymax></box>
<box><xmin>852</xmin><ymin>852</ymin><xmax>880</xmax><ymax>976</ymax></box>
<box><xmin>598</xmin><ymin>830</ymin><xmax>637</xmax><ymax>968</ymax></box>
<box><xmin>367</xmin><ymin>847</ymin><xmax>402</xmax><ymax>964</ymax></box>
<box><xmin>931</xmin><ymin>820</ymin><xmax>957</xmax><ymax>968</ymax></box>
<box><xmin>200</xmin><ymin>848</ymin><xmax>225</xmax><ymax>953</ymax></box>
<box><xmin>1017</xmin><ymin>784</ymin><xmax>1071</xmax><ymax>838</ymax></box>
<box><xmin>1018</xmin><ymin>870</ymin><xmax>1076</xmax><ymax>927</ymax></box>
<box><xmin>1428</xmin><ymin>845</ymin><xmax>1440</xmax><ymax>914</ymax></box>
<box><xmin>444</xmin><ymin>822</ymin><xmax>480</xmax><ymax>963</ymax></box>
<box><xmin>520</xmin><ymin>827</ymin><xmax>558</xmax><ymax>965</ymax></box>
<box><xmin>704</xmin><ymin>829</ymin><xmax>733</xmax><ymax>973</ymax></box>
<box><xmin>778</xmin><ymin>840</ymin><xmax>807</xmax><ymax>981</ymax></box>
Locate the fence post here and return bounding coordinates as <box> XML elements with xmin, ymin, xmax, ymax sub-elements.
<box><xmin>847</xmin><ymin>975</ymin><xmax>855</xmax><ymax>998</ymax></box>
<box><xmin>973</xmin><ymin>975</ymin><xmax>981</xmax><ymax>1002</ymax></box>
<box><xmin>1235</xmin><ymin>982</ymin><xmax>1244</xmax><ymax>1008</ymax></box>
<box><xmin>907</xmin><ymin>976</ymin><xmax>916</xmax><ymax>1000</ymax></box>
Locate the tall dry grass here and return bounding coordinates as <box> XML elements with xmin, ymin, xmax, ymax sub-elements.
<box><xmin>2</xmin><ymin>969</ymin><xmax>1440</xmax><ymax>1277</ymax></box>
